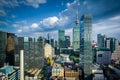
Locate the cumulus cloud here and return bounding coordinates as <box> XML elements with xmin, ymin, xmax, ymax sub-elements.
<box><xmin>31</xmin><ymin>23</ymin><xmax>39</xmax><ymax>28</ymax></box>
<box><xmin>17</xmin><ymin>29</ymin><xmax>22</xmax><ymax>33</ymax></box>
<box><xmin>40</xmin><ymin>16</ymin><xmax>58</xmax><ymax>27</ymax></box>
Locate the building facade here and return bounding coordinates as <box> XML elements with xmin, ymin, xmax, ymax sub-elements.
<box><xmin>0</xmin><ymin>31</ymin><xmax>7</xmax><ymax>68</ymax></box>
<box><xmin>73</xmin><ymin>12</ymin><xmax>80</xmax><ymax>52</ymax></box>
<box><xmin>97</xmin><ymin>34</ymin><xmax>106</xmax><ymax>48</ymax></box>
<box><xmin>80</xmin><ymin>14</ymin><xmax>93</xmax><ymax>79</ymax></box>
<box><xmin>65</xmin><ymin>36</ymin><xmax>70</xmax><ymax>48</ymax></box>
<box><xmin>96</xmin><ymin>48</ymin><xmax>111</xmax><ymax>65</ymax></box>
<box><xmin>58</xmin><ymin>30</ymin><xmax>65</xmax><ymax>48</ymax></box>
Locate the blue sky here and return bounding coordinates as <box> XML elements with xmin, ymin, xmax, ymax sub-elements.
<box><xmin>0</xmin><ymin>0</ymin><xmax>120</xmax><ymax>41</ymax></box>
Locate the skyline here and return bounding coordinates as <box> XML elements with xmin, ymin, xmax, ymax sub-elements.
<box><xmin>0</xmin><ymin>0</ymin><xmax>120</xmax><ymax>41</ymax></box>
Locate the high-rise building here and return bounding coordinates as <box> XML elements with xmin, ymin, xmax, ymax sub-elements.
<box><xmin>80</xmin><ymin>14</ymin><xmax>92</xmax><ymax>79</ymax></box>
<box><xmin>0</xmin><ymin>31</ymin><xmax>7</xmax><ymax>67</ymax></box>
<box><xmin>50</xmin><ymin>38</ymin><xmax>54</xmax><ymax>48</ymax></box>
<box><xmin>97</xmin><ymin>34</ymin><xmax>106</xmax><ymax>47</ymax></box>
<box><xmin>106</xmin><ymin>38</ymin><xmax>116</xmax><ymax>53</ymax></box>
<box><xmin>65</xmin><ymin>36</ymin><xmax>70</xmax><ymax>48</ymax></box>
<box><xmin>73</xmin><ymin>12</ymin><xmax>80</xmax><ymax>52</ymax></box>
<box><xmin>21</xmin><ymin>37</ymin><xmax>45</xmax><ymax>70</ymax></box>
<box><xmin>6</xmin><ymin>33</ymin><xmax>16</xmax><ymax>65</ymax></box>
<box><xmin>58</xmin><ymin>30</ymin><xmax>65</xmax><ymax>48</ymax></box>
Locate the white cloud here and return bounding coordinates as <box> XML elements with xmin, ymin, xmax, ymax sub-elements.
<box><xmin>66</xmin><ymin>3</ymin><xmax>71</xmax><ymax>7</ymax></box>
<box><xmin>17</xmin><ymin>29</ymin><xmax>22</xmax><ymax>33</ymax></box>
<box><xmin>109</xmin><ymin>15</ymin><xmax>120</xmax><ymax>21</ymax></box>
<box><xmin>31</xmin><ymin>23</ymin><xmax>39</xmax><ymax>28</ymax></box>
<box><xmin>40</xmin><ymin>16</ymin><xmax>58</xmax><ymax>27</ymax></box>
<box><xmin>25</xmin><ymin>0</ymin><xmax>46</xmax><ymax>8</ymax></box>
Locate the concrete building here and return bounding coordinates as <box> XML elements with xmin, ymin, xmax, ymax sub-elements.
<box><xmin>51</xmin><ymin>63</ymin><xmax>64</xmax><ymax>77</ymax></box>
<box><xmin>73</xmin><ymin>12</ymin><xmax>80</xmax><ymax>52</ymax></box>
<box><xmin>111</xmin><ymin>40</ymin><xmax>120</xmax><ymax>63</ymax></box>
<box><xmin>97</xmin><ymin>34</ymin><xmax>106</xmax><ymax>48</ymax></box>
<box><xmin>96</xmin><ymin>48</ymin><xmax>111</xmax><ymax>65</ymax></box>
<box><xmin>44</xmin><ymin>43</ymin><xmax>54</xmax><ymax>58</ymax></box>
<box><xmin>80</xmin><ymin>14</ymin><xmax>93</xmax><ymax>79</ymax></box>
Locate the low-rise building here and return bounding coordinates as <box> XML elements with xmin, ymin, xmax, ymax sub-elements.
<box><xmin>0</xmin><ymin>66</ymin><xmax>20</xmax><ymax>80</ymax></box>
<box><xmin>96</xmin><ymin>48</ymin><xmax>111</xmax><ymax>65</ymax></box>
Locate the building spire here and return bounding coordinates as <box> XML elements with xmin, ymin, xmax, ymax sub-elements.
<box><xmin>75</xmin><ymin>11</ymin><xmax>79</xmax><ymax>25</ymax></box>
<box><xmin>75</xmin><ymin>0</ymin><xmax>79</xmax><ymax>25</ymax></box>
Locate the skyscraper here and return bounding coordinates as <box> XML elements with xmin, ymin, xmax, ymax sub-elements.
<box><xmin>97</xmin><ymin>34</ymin><xmax>106</xmax><ymax>47</ymax></box>
<box><xmin>6</xmin><ymin>33</ymin><xmax>16</xmax><ymax>65</ymax></box>
<box><xmin>73</xmin><ymin>12</ymin><xmax>80</xmax><ymax>52</ymax></box>
<box><xmin>65</xmin><ymin>36</ymin><xmax>70</xmax><ymax>48</ymax></box>
<box><xmin>0</xmin><ymin>31</ymin><xmax>7</xmax><ymax>67</ymax></box>
<box><xmin>80</xmin><ymin>14</ymin><xmax>92</xmax><ymax>79</ymax></box>
<box><xmin>58</xmin><ymin>30</ymin><xmax>65</xmax><ymax>48</ymax></box>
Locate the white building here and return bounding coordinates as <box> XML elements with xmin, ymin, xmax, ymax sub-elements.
<box><xmin>96</xmin><ymin>48</ymin><xmax>111</xmax><ymax>65</ymax></box>
<box><xmin>44</xmin><ymin>43</ymin><xmax>54</xmax><ymax>58</ymax></box>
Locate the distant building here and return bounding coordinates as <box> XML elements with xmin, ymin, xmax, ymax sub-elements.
<box><xmin>20</xmin><ymin>37</ymin><xmax>45</xmax><ymax>70</ymax></box>
<box><xmin>97</xmin><ymin>34</ymin><xmax>106</xmax><ymax>47</ymax></box>
<box><xmin>44</xmin><ymin>43</ymin><xmax>54</xmax><ymax>58</ymax></box>
<box><xmin>58</xmin><ymin>30</ymin><xmax>65</xmax><ymax>48</ymax></box>
<box><xmin>73</xmin><ymin>12</ymin><xmax>80</xmax><ymax>52</ymax></box>
<box><xmin>6</xmin><ymin>33</ymin><xmax>16</xmax><ymax>66</ymax></box>
<box><xmin>0</xmin><ymin>66</ymin><xmax>20</xmax><ymax>80</ymax></box>
<box><xmin>111</xmin><ymin>40</ymin><xmax>120</xmax><ymax>63</ymax></box>
<box><xmin>96</xmin><ymin>48</ymin><xmax>111</xmax><ymax>65</ymax></box>
<box><xmin>106</xmin><ymin>38</ymin><xmax>116</xmax><ymax>53</ymax></box>
<box><xmin>50</xmin><ymin>38</ymin><xmax>54</xmax><ymax>48</ymax></box>
<box><xmin>80</xmin><ymin>14</ymin><xmax>93</xmax><ymax>79</ymax></box>
<box><xmin>65</xmin><ymin>36</ymin><xmax>70</xmax><ymax>48</ymax></box>
<box><xmin>51</xmin><ymin>63</ymin><xmax>64</xmax><ymax>77</ymax></box>
<box><xmin>0</xmin><ymin>31</ymin><xmax>7</xmax><ymax>68</ymax></box>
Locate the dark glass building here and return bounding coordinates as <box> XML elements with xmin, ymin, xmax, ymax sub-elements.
<box><xmin>80</xmin><ymin>14</ymin><xmax>92</xmax><ymax>79</ymax></box>
<box><xmin>58</xmin><ymin>30</ymin><xmax>65</xmax><ymax>48</ymax></box>
<box><xmin>65</xmin><ymin>36</ymin><xmax>70</xmax><ymax>48</ymax></box>
<box><xmin>0</xmin><ymin>31</ymin><xmax>7</xmax><ymax>67</ymax></box>
<box><xmin>97</xmin><ymin>34</ymin><xmax>106</xmax><ymax>48</ymax></box>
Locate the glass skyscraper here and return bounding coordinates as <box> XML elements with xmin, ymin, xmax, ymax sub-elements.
<box><xmin>80</xmin><ymin>14</ymin><xmax>92</xmax><ymax>79</ymax></box>
<box><xmin>58</xmin><ymin>30</ymin><xmax>65</xmax><ymax>48</ymax></box>
<box><xmin>73</xmin><ymin>12</ymin><xmax>80</xmax><ymax>52</ymax></box>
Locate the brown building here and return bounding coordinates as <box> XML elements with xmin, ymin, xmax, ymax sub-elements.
<box><xmin>6</xmin><ymin>33</ymin><xmax>15</xmax><ymax>65</ymax></box>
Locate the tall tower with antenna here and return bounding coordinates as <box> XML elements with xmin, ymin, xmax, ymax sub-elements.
<box><xmin>73</xmin><ymin>1</ymin><xmax>80</xmax><ymax>53</ymax></box>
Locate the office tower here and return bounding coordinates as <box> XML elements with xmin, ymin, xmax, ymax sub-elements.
<box><xmin>80</xmin><ymin>14</ymin><xmax>92</xmax><ymax>79</ymax></box>
<box><xmin>15</xmin><ymin>37</ymin><xmax>24</xmax><ymax>66</ymax></box>
<box><xmin>97</xmin><ymin>34</ymin><xmax>106</xmax><ymax>47</ymax></box>
<box><xmin>55</xmin><ymin>40</ymin><xmax>58</xmax><ymax>48</ymax></box>
<box><xmin>58</xmin><ymin>30</ymin><xmax>65</xmax><ymax>48</ymax></box>
<box><xmin>65</xmin><ymin>36</ymin><xmax>70</xmax><ymax>48</ymax></box>
<box><xmin>73</xmin><ymin>12</ymin><xmax>80</xmax><ymax>52</ymax></box>
<box><xmin>0</xmin><ymin>31</ymin><xmax>7</xmax><ymax>67</ymax></box>
<box><xmin>50</xmin><ymin>38</ymin><xmax>54</xmax><ymax>48</ymax></box>
<box><xmin>106</xmin><ymin>38</ymin><xmax>116</xmax><ymax>53</ymax></box>
<box><xmin>23</xmin><ymin>37</ymin><xmax>45</xmax><ymax>70</ymax></box>
<box><xmin>36</xmin><ymin>37</ymin><xmax>45</xmax><ymax>68</ymax></box>
<box><xmin>46</xmin><ymin>33</ymin><xmax>51</xmax><ymax>44</ymax></box>
<box><xmin>6</xmin><ymin>33</ymin><xmax>15</xmax><ymax>65</ymax></box>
